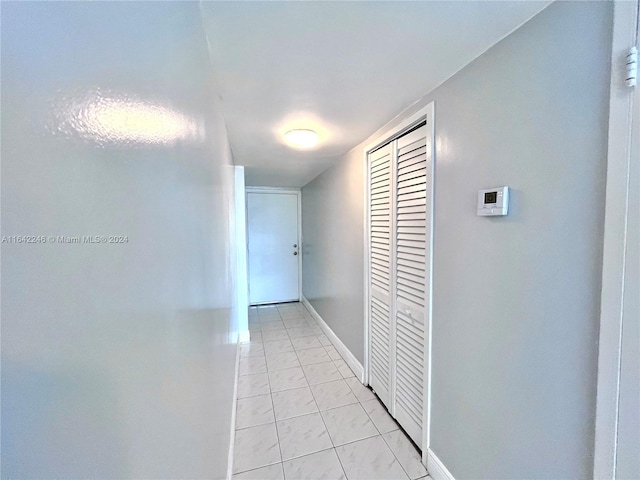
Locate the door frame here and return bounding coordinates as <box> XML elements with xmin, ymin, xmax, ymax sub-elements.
<box><xmin>234</xmin><ymin>167</ymin><xmax>250</xmax><ymax>343</ymax></box>
<box><xmin>362</xmin><ymin>102</ymin><xmax>435</xmax><ymax>462</ymax></box>
<box><xmin>593</xmin><ymin>1</ymin><xmax>639</xmax><ymax>477</ymax></box>
<box><xmin>245</xmin><ymin>187</ymin><xmax>302</xmax><ymax>305</ymax></box>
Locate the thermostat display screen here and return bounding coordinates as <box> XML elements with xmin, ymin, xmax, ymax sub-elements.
<box><xmin>484</xmin><ymin>192</ymin><xmax>497</xmax><ymax>204</ymax></box>
<box><xmin>478</xmin><ymin>186</ymin><xmax>509</xmax><ymax>216</ymax></box>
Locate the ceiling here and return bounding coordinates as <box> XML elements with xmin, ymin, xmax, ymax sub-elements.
<box><xmin>200</xmin><ymin>1</ymin><xmax>551</xmax><ymax>187</ymax></box>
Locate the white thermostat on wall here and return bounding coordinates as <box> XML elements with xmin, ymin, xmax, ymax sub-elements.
<box><xmin>477</xmin><ymin>186</ymin><xmax>509</xmax><ymax>216</ymax></box>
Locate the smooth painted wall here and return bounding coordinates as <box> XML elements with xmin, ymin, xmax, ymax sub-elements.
<box><xmin>301</xmin><ymin>152</ymin><xmax>365</xmax><ymax>362</ymax></box>
<box><xmin>301</xmin><ymin>2</ymin><xmax>612</xmax><ymax>478</ymax></box>
<box><xmin>1</xmin><ymin>3</ymin><xmax>237</xmax><ymax>478</ymax></box>
<box><xmin>616</xmin><ymin>43</ymin><xmax>639</xmax><ymax>477</ymax></box>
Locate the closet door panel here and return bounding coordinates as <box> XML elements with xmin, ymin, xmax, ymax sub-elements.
<box><xmin>368</xmin><ymin>144</ymin><xmax>393</xmax><ymax>408</ymax></box>
<box><xmin>367</xmin><ymin>122</ymin><xmax>431</xmax><ymax>448</ymax></box>
<box><xmin>394</xmin><ymin>126</ymin><xmax>427</xmax><ymax>445</ymax></box>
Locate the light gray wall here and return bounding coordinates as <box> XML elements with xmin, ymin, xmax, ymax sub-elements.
<box><xmin>616</xmin><ymin>56</ymin><xmax>639</xmax><ymax>478</ymax></box>
<box><xmin>302</xmin><ymin>148</ymin><xmax>365</xmax><ymax>362</ymax></box>
<box><xmin>1</xmin><ymin>3</ymin><xmax>238</xmax><ymax>478</ymax></box>
<box><xmin>301</xmin><ymin>2</ymin><xmax>613</xmax><ymax>478</ymax></box>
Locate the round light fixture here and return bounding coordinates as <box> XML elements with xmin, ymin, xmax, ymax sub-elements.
<box><xmin>284</xmin><ymin>129</ymin><xmax>319</xmax><ymax>150</ymax></box>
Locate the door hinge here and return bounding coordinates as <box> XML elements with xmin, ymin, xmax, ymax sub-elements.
<box><xmin>626</xmin><ymin>46</ymin><xmax>638</xmax><ymax>87</ymax></box>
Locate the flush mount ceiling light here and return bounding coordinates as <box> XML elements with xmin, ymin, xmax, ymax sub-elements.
<box><xmin>284</xmin><ymin>129</ymin><xmax>319</xmax><ymax>150</ymax></box>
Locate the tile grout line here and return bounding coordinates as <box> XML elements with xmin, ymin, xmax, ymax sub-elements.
<box><xmin>269</xmin><ymin>374</ymin><xmax>286</xmax><ymax>476</ymax></box>
<box><xmin>379</xmin><ymin>430</ymin><xmax>420</xmax><ymax>480</ymax></box>
<box><xmin>297</xmin><ymin>302</ymin><xmax>374</xmax><ymax>480</ymax></box>
<box><xmin>233</xmin><ymin>393</ymin><xmax>282</xmax><ymax>466</ymax></box>
<box><xmin>243</xmin><ymin>303</ymin><xmax>422</xmax><ymax>479</ymax></box>
<box><xmin>236</xmin><ymin>307</ymin><xmax>284</xmax><ymax>476</ymax></box>
<box><xmin>300</xmin><ymin>300</ymin><xmax>414</xmax><ymax>480</ymax></box>
<box><xmin>293</xmin><ymin>304</ymin><xmax>350</xmax><ymax>480</ymax></box>
<box><xmin>234</xmin><ymin>392</ymin><xmax>275</xmax><ymax>432</ymax></box>
<box><xmin>297</xmin><ymin>302</ymin><xmax>384</xmax><ymax>480</ymax></box>
<box><xmin>269</xmin><ymin>307</ymin><xmax>312</xmax><ymax>476</ymax></box>
<box><xmin>274</xmin><ymin>304</ymin><xmax>320</xmax><ymax>473</ymax></box>
<box><xmin>260</xmin><ymin>309</ymin><xmax>285</xmax><ymax>476</ymax></box>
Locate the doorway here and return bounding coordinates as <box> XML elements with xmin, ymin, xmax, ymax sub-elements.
<box><xmin>246</xmin><ymin>188</ymin><xmax>301</xmax><ymax>305</ymax></box>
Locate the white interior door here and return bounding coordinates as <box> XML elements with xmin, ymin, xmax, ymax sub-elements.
<box><xmin>247</xmin><ymin>191</ymin><xmax>300</xmax><ymax>305</ymax></box>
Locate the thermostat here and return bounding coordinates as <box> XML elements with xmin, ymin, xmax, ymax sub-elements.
<box><xmin>477</xmin><ymin>186</ymin><xmax>509</xmax><ymax>216</ymax></box>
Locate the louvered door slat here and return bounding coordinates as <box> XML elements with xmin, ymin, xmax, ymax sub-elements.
<box><xmin>396</xmin><ymin>258</ymin><xmax>424</xmax><ymax>272</ymax></box>
<box><xmin>396</xmin><ymin>190</ymin><xmax>426</xmax><ymax>202</ymax></box>
<box><xmin>398</xmin><ymin>197</ymin><xmax>425</xmax><ymax>208</ymax></box>
<box><xmin>398</xmin><ymin>166</ymin><xmax>427</xmax><ymax>182</ymax></box>
<box><xmin>398</xmin><ymin>251</ymin><xmax>425</xmax><ymax>265</ymax></box>
<box><xmin>398</xmin><ymin>332</ymin><xmax>424</xmax><ymax>365</ymax></box>
<box><xmin>371</xmin><ymin>306</ymin><xmax>389</xmax><ymax>321</ymax></box>
<box><xmin>371</xmin><ymin>258</ymin><xmax>387</xmax><ymax>269</ymax></box>
<box><xmin>371</xmin><ymin>165</ymin><xmax>390</xmax><ymax>177</ymax></box>
<box><xmin>397</xmin><ymin>291</ymin><xmax>424</xmax><ymax>308</ymax></box>
<box><xmin>398</xmin><ymin>211</ymin><xmax>427</xmax><ymax>221</ymax></box>
<box><xmin>371</xmin><ymin>191</ymin><xmax>390</xmax><ymax>200</ymax></box>
<box><xmin>397</xmin><ymin>146</ymin><xmax>427</xmax><ymax>166</ymax></box>
<box><xmin>398</xmin><ymin>232</ymin><xmax>425</xmax><ymax>242</ymax></box>
<box><xmin>397</xmin><ymin>268</ymin><xmax>424</xmax><ymax>284</ymax></box>
<box><xmin>398</xmin><ymin>175</ymin><xmax>427</xmax><ymax>189</ymax></box>
<box><xmin>396</xmin><ymin>361</ymin><xmax>423</xmax><ymax>399</ymax></box>
<box><xmin>398</xmin><ymin>154</ymin><xmax>427</xmax><ymax>171</ymax></box>
<box><xmin>372</xmin><ymin>248</ymin><xmax>388</xmax><ymax>259</ymax></box>
<box><xmin>371</xmin><ymin>173</ymin><xmax>391</xmax><ymax>184</ymax></box>
<box><xmin>397</xmin><ymin>278</ymin><xmax>425</xmax><ymax>297</ymax></box>
<box><xmin>398</xmin><ymin>184</ymin><xmax>426</xmax><ymax>196</ymax></box>
<box><xmin>397</xmin><ymin>327</ymin><xmax>424</xmax><ymax>355</ymax></box>
<box><xmin>398</xmin><ymin>240</ymin><xmax>426</xmax><ymax>250</ymax></box>
<box><xmin>396</xmin><ymin>381</ymin><xmax>423</xmax><ymax>419</ymax></box>
<box><xmin>371</xmin><ymin>274</ymin><xmax>389</xmax><ymax>288</ymax></box>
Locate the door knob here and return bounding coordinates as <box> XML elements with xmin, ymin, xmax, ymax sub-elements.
<box><xmin>293</xmin><ymin>252</ymin><xmax>298</xmax><ymax>256</ymax></box>
<box><xmin>293</xmin><ymin>244</ymin><xmax>298</xmax><ymax>248</ymax></box>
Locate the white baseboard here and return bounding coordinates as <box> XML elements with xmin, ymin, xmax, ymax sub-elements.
<box><xmin>301</xmin><ymin>296</ymin><xmax>365</xmax><ymax>382</ymax></box>
<box><xmin>227</xmin><ymin>342</ymin><xmax>241</xmax><ymax>480</ymax></box>
<box><xmin>427</xmin><ymin>448</ymin><xmax>455</xmax><ymax>480</ymax></box>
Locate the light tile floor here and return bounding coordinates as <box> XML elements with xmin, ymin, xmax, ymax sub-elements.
<box><xmin>233</xmin><ymin>302</ymin><xmax>431</xmax><ymax>480</ymax></box>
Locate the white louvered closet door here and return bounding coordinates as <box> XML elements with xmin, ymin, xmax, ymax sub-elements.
<box><xmin>367</xmin><ymin>118</ymin><xmax>432</xmax><ymax>451</ymax></box>
<box><xmin>368</xmin><ymin>143</ymin><xmax>393</xmax><ymax>408</ymax></box>
<box><xmin>393</xmin><ymin>125</ymin><xmax>428</xmax><ymax>445</ymax></box>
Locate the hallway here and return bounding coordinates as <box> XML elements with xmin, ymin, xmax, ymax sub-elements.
<box><xmin>233</xmin><ymin>302</ymin><xmax>429</xmax><ymax>480</ymax></box>
<box><xmin>2</xmin><ymin>2</ymin><xmax>637</xmax><ymax>478</ymax></box>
